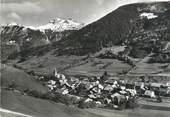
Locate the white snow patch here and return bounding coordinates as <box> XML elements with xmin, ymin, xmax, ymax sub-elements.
<box><xmin>7</xmin><ymin>22</ymin><xmax>18</xmax><ymax>26</ymax></box>
<box><xmin>37</xmin><ymin>18</ymin><xmax>84</xmax><ymax>32</ymax></box>
<box><xmin>140</xmin><ymin>12</ymin><xmax>158</xmax><ymax>19</ymax></box>
<box><xmin>3</xmin><ymin>18</ymin><xmax>84</xmax><ymax>33</ymax></box>
<box><xmin>26</xmin><ymin>26</ymin><xmax>39</xmax><ymax>30</ymax></box>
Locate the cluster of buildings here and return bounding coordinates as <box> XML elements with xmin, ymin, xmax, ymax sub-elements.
<box><xmin>40</xmin><ymin>69</ymin><xmax>170</xmax><ymax>109</ymax></box>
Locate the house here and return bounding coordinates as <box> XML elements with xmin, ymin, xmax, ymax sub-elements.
<box><xmin>144</xmin><ymin>90</ymin><xmax>156</xmax><ymax>98</ymax></box>
<box><xmin>166</xmin><ymin>82</ymin><xmax>170</xmax><ymax>87</ymax></box>
<box><xmin>159</xmin><ymin>86</ymin><xmax>170</xmax><ymax>96</ymax></box>
<box><xmin>103</xmin><ymin>85</ymin><xmax>114</xmax><ymax>92</ymax></box>
<box><xmin>55</xmin><ymin>88</ymin><xmax>69</xmax><ymax>95</ymax></box>
<box><xmin>150</xmin><ymin>83</ymin><xmax>162</xmax><ymax>88</ymax></box>
<box><xmin>126</xmin><ymin>89</ymin><xmax>137</xmax><ymax>96</ymax></box>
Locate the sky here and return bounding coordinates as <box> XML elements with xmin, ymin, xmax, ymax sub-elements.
<box><xmin>0</xmin><ymin>0</ymin><xmax>169</xmax><ymax>26</ymax></box>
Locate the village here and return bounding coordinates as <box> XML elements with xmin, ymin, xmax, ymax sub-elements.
<box><xmin>35</xmin><ymin>68</ymin><xmax>170</xmax><ymax>110</ymax></box>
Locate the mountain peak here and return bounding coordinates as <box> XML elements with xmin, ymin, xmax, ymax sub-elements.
<box><xmin>1</xmin><ymin>18</ymin><xmax>84</xmax><ymax>32</ymax></box>
<box><xmin>1</xmin><ymin>22</ymin><xmax>19</xmax><ymax>27</ymax></box>
<box><xmin>38</xmin><ymin>18</ymin><xmax>84</xmax><ymax>32</ymax></box>
<box><xmin>7</xmin><ymin>22</ymin><xmax>19</xmax><ymax>26</ymax></box>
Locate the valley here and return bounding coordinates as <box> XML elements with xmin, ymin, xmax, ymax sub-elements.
<box><xmin>1</xmin><ymin>1</ymin><xmax>170</xmax><ymax>117</ymax></box>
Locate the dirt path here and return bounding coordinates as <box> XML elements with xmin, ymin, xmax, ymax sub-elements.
<box><xmin>0</xmin><ymin>108</ymin><xmax>33</xmax><ymax>117</ymax></box>
<box><xmin>127</xmin><ymin>53</ymin><xmax>157</xmax><ymax>75</ymax></box>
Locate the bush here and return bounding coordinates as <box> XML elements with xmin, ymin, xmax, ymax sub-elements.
<box><xmin>40</xmin><ymin>92</ymin><xmax>56</xmax><ymax>100</ymax></box>
<box><xmin>78</xmin><ymin>98</ymin><xmax>96</xmax><ymax>109</ymax></box>
<box><xmin>118</xmin><ymin>99</ymin><xmax>127</xmax><ymax>110</ymax></box>
<box><xmin>126</xmin><ymin>97</ymin><xmax>139</xmax><ymax>109</ymax></box>
<box><xmin>121</xmin><ymin>69</ymin><xmax>129</xmax><ymax>75</ymax></box>
<box><xmin>18</xmin><ymin>57</ymin><xmax>27</xmax><ymax>63</ymax></box>
<box><xmin>28</xmin><ymin>90</ymin><xmax>42</xmax><ymax>98</ymax></box>
<box><xmin>53</xmin><ymin>93</ymin><xmax>80</xmax><ymax>105</ymax></box>
<box><xmin>8</xmin><ymin>81</ymin><xmax>17</xmax><ymax>89</ymax></box>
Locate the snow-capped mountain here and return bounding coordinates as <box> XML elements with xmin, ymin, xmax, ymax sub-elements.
<box><xmin>1</xmin><ymin>18</ymin><xmax>84</xmax><ymax>32</ymax></box>
<box><xmin>55</xmin><ymin>2</ymin><xmax>170</xmax><ymax>58</ymax></box>
<box><xmin>0</xmin><ymin>18</ymin><xmax>84</xmax><ymax>61</ymax></box>
<box><xmin>37</xmin><ymin>18</ymin><xmax>84</xmax><ymax>32</ymax></box>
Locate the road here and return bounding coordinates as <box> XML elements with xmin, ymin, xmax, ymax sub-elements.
<box><xmin>0</xmin><ymin>108</ymin><xmax>33</xmax><ymax>117</ymax></box>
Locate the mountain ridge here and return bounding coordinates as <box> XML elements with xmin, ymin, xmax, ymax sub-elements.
<box><xmin>0</xmin><ymin>18</ymin><xmax>84</xmax><ymax>61</ymax></box>
<box><xmin>60</xmin><ymin>2</ymin><xmax>170</xmax><ymax>56</ymax></box>
<box><xmin>2</xmin><ymin>2</ymin><xmax>170</xmax><ymax>65</ymax></box>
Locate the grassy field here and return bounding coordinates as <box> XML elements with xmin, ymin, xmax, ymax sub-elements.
<box><xmin>1</xmin><ymin>90</ymin><xmax>102</xmax><ymax>117</ymax></box>
<box><xmin>1</xmin><ymin>90</ymin><xmax>170</xmax><ymax>117</ymax></box>
<box><xmin>11</xmin><ymin>55</ymin><xmax>131</xmax><ymax>77</ymax></box>
<box><xmin>2</xmin><ymin>54</ymin><xmax>170</xmax><ymax>117</ymax></box>
<box><xmin>129</xmin><ymin>63</ymin><xmax>167</xmax><ymax>75</ymax></box>
<box><xmin>0</xmin><ymin>108</ymin><xmax>33</xmax><ymax>117</ymax></box>
<box><xmin>127</xmin><ymin>54</ymin><xmax>170</xmax><ymax>82</ymax></box>
<box><xmin>1</xmin><ymin>63</ymin><xmax>48</xmax><ymax>94</ymax></box>
<box><xmin>86</xmin><ymin>107</ymin><xmax>170</xmax><ymax>117</ymax></box>
<box><xmin>65</xmin><ymin>58</ymin><xmax>130</xmax><ymax>77</ymax></box>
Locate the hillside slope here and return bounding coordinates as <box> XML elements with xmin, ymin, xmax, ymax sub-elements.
<box><xmin>1</xmin><ymin>90</ymin><xmax>102</xmax><ymax>117</ymax></box>
<box><xmin>59</xmin><ymin>2</ymin><xmax>170</xmax><ymax>57</ymax></box>
<box><xmin>1</xmin><ymin>63</ymin><xmax>48</xmax><ymax>94</ymax></box>
<box><xmin>0</xmin><ymin>19</ymin><xmax>83</xmax><ymax>61</ymax></box>
<box><xmin>2</xmin><ymin>2</ymin><xmax>170</xmax><ymax>78</ymax></box>
<box><xmin>2</xmin><ymin>90</ymin><xmax>170</xmax><ymax>117</ymax></box>
<box><xmin>6</xmin><ymin>2</ymin><xmax>170</xmax><ymax>60</ymax></box>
